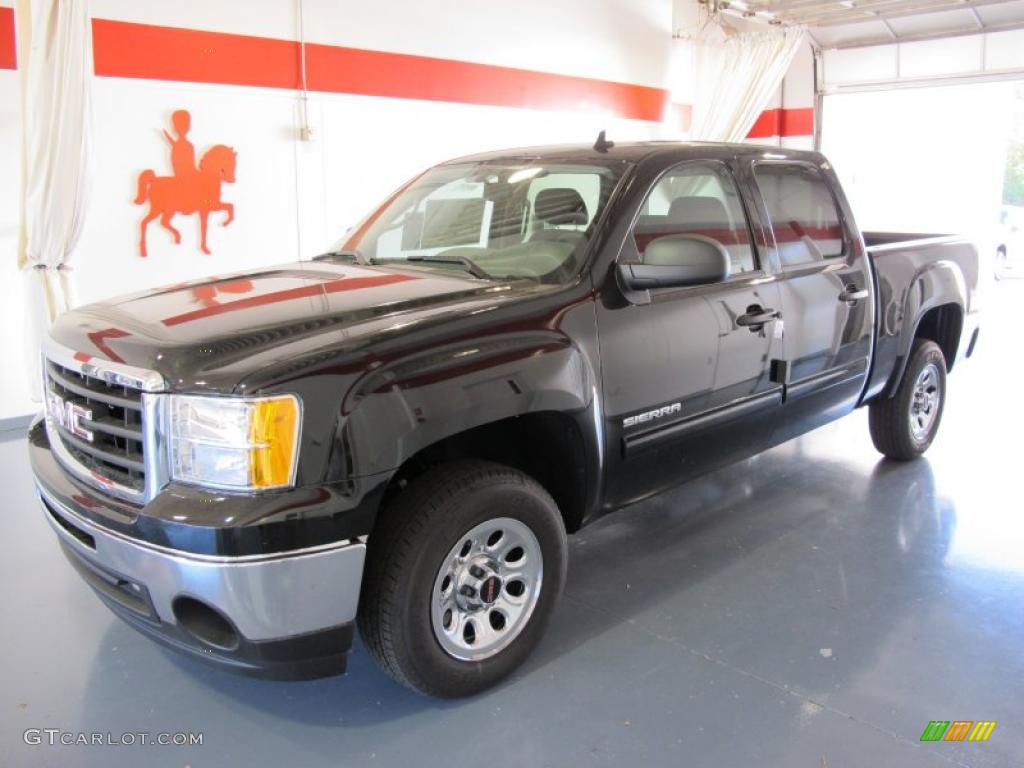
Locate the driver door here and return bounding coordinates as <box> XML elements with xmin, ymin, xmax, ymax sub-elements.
<box><xmin>598</xmin><ymin>160</ymin><xmax>784</xmax><ymax>506</ymax></box>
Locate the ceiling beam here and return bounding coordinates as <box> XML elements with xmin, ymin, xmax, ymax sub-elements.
<box><xmin>819</xmin><ymin>18</ymin><xmax>1024</xmax><ymax>47</ymax></box>
<box><xmin>725</xmin><ymin>0</ymin><xmax>1021</xmax><ymax>26</ymax></box>
<box><xmin>736</xmin><ymin>0</ymin><xmax>1010</xmax><ymax>12</ymax></box>
<box><xmin>786</xmin><ymin>2</ymin><xmax>1011</xmax><ymax>27</ymax></box>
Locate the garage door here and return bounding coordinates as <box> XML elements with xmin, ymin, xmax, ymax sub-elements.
<box><xmin>818</xmin><ymin>33</ymin><xmax>1024</xmax><ymax>237</ymax></box>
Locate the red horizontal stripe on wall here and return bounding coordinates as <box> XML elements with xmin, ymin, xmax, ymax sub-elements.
<box><xmin>780</xmin><ymin>107</ymin><xmax>814</xmax><ymax>136</ymax></box>
<box><xmin>747</xmin><ymin>107</ymin><xmax>814</xmax><ymax>139</ymax></box>
<box><xmin>93</xmin><ymin>19</ymin><xmax>300</xmax><ymax>89</ymax></box>
<box><xmin>747</xmin><ymin>109</ymin><xmax>782</xmax><ymax>138</ymax></box>
<box><xmin>92</xmin><ymin>18</ymin><xmax>672</xmax><ymax>124</ymax></box>
<box><xmin>0</xmin><ymin>7</ymin><xmax>16</xmax><ymax>70</ymax></box>
<box><xmin>306</xmin><ymin>43</ymin><xmax>668</xmax><ymax>121</ymax></box>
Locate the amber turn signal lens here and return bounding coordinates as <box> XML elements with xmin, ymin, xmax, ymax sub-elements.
<box><xmin>248</xmin><ymin>396</ymin><xmax>300</xmax><ymax>488</ymax></box>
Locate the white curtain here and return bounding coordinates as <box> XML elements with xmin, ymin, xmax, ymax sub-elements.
<box><xmin>16</xmin><ymin>0</ymin><xmax>92</xmax><ymax>398</ymax></box>
<box><xmin>690</xmin><ymin>27</ymin><xmax>806</xmax><ymax>143</ymax></box>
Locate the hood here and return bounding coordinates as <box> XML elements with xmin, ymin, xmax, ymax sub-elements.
<box><xmin>49</xmin><ymin>261</ymin><xmax>549</xmax><ymax>392</ymax></box>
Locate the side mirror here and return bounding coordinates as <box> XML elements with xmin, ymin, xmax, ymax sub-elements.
<box><xmin>617</xmin><ymin>234</ymin><xmax>730</xmax><ymax>292</ymax></box>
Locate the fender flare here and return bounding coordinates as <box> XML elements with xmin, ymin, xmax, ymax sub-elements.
<box><xmin>883</xmin><ymin>260</ymin><xmax>966</xmax><ymax>397</ymax></box>
<box><xmin>337</xmin><ymin>331</ymin><xmax>602</xmax><ymax>481</ymax></box>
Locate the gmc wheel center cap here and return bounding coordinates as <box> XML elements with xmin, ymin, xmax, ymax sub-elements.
<box><xmin>480</xmin><ymin>575</ymin><xmax>502</xmax><ymax>604</ymax></box>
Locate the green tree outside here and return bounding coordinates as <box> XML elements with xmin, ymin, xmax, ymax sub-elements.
<box><xmin>1005</xmin><ymin>143</ymin><xmax>1024</xmax><ymax>206</ymax></box>
<box><xmin>1003</xmin><ymin>84</ymin><xmax>1024</xmax><ymax>206</ymax></box>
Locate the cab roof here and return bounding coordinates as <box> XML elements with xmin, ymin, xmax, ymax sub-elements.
<box><xmin>441</xmin><ymin>140</ymin><xmax>825</xmax><ymax>167</ymax></box>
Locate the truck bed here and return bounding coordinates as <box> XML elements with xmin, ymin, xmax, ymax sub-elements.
<box><xmin>863</xmin><ymin>231</ymin><xmax>956</xmax><ymax>249</ymax></box>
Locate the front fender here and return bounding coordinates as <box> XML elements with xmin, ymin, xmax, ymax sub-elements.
<box><xmin>339</xmin><ymin>331</ymin><xmax>598</xmax><ymax>478</ymax></box>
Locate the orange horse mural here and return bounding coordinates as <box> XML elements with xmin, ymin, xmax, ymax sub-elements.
<box><xmin>134</xmin><ymin>110</ymin><xmax>237</xmax><ymax>257</ymax></box>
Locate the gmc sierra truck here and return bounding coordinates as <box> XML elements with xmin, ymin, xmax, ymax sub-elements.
<box><xmin>29</xmin><ymin>142</ymin><xmax>980</xmax><ymax>698</ymax></box>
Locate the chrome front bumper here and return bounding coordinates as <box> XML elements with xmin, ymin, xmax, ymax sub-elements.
<box><xmin>36</xmin><ymin>483</ymin><xmax>366</xmax><ymax>678</ymax></box>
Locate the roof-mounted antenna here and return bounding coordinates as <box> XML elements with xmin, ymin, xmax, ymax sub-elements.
<box><xmin>593</xmin><ymin>130</ymin><xmax>614</xmax><ymax>153</ymax></box>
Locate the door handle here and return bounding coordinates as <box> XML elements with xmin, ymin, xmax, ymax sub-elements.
<box><xmin>737</xmin><ymin>307</ymin><xmax>779</xmax><ymax>328</ymax></box>
<box><xmin>839</xmin><ymin>285</ymin><xmax>869</xmax><ymax>303</ymax></box>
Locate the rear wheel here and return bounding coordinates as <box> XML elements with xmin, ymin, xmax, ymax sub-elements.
<box><xmin>869</xmin><ymin>338</ymin><xmax>947</xmax><ymax>460</ymax></box>
<box><xmin>357</xmin><ymin>461</ymin><xmax>567</xmax><ymax>697</ymax></box>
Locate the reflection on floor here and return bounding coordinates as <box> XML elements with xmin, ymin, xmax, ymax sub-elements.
<box><xmin>1</xmin><ymin>281</ymin><xmax>1021</xmax><ymax>768</ymax></box>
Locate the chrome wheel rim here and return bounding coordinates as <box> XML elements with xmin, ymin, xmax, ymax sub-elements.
<box><xmin>431</xmin><ymin>517</ymin><xmax>543</xmax><ymax>662</ymax></box>
<box><xmin>909</xmin><ymin>362</ymin><xmax>941</xmax><ymax>441</ymax></box>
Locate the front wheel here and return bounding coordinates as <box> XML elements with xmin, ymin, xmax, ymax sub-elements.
<box><xmin>357</xmin><ymin>461</ymin><xmax>567</xmax><ymax>697</ymax></box>
<box><xmin>869</xmin><ymin>339</ymin><xmax>947</xmax><ymax>460</ymax></box>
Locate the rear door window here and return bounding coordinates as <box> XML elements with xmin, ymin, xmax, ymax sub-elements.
<box><xmin>754</xmin><ymin>164</ymin><xmax>845</xmax><ymax>266</ymax></box>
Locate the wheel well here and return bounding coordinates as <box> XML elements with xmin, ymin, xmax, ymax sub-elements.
<box><xmin>914</xmin><ymin>303</ymin><xmax>963</xmax><ymax>373</ymax></box>
<box><xmin>380</xmin><ymin>412</ymin><xmax>590</xmax><ymax>533</ymax></box>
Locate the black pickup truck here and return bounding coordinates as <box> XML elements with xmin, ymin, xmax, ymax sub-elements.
<box><xmin>29</xmin><ymin>141</ymin><xmax>980</xmax><ymax>697</ymax></box>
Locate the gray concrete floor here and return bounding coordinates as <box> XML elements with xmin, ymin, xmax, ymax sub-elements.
<box><xmin>3</xmin><ymin>280</ymin><xmax>1022</xmax><ymax>768</ymax></box>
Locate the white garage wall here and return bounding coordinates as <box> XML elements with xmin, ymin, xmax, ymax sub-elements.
<box><xmin>93</xmin><ymin>0</ymin><xmax>674</xmax><ymax>87</ymax></box>
<box><xmin>1</xmin><ymin>0</ymin><xmax>815</xmax><ymax>420</ymax></box>
<box><xmin>81</xmin><ymin>78</ymin><xmax>307</xmax><ymax>305</ymax></box>
<box><xmin>0</xmin><ymin>1</ymin><xmax>32</xmax><ymax>422</ymax></box>
<box><xmin>75</xmin><ymin>0</ymin><xmax>681</xmax><ymax>309</ymax></box>
<box><xmin>779</xmin><ymin>41</ymin><xmax>816</xmax><ymax>151</ymax></box>
<box><xmin>746</xmin><ymin>40</ymin><xmax>816</xmax><ymax>150</ymax></box>
<box><xmin>0</xmin><ymin>0</ymin><xmax>687</xmax><ymax>420</ymax></box>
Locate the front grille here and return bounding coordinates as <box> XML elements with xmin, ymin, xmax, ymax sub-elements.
<box><xmin>44</xmin><ymin>359</ymin><xmax>147</xmax><ymax>497</ymax></box>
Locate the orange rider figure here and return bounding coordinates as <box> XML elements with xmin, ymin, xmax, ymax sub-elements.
<box><xmin>163</xmin><ymin>110</ymin><xmax>198</xmax><ymax>181</ymax></box>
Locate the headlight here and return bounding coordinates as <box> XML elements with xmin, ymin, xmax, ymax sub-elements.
<box><xmin>168</xmin><ymin>394</ymin><xmax>301</xmax><ymax>491</ymax></box>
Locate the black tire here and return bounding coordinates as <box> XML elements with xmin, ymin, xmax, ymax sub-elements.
<box><xmin>357</xmin><ymin>460</ymin><xmax>567</xmax><ymax>698</ymax></box>
<box><xmin>869</xmin><ymin>339</ymin><xmax>947</xmax><ymax>461</ymax></box>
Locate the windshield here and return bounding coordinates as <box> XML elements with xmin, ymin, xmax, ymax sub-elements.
<box><xmin>337</xmin><ymin>159</ymin><xmax>630</xmax><ymax>283</ymax></box>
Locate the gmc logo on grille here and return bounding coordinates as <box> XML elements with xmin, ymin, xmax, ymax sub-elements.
<box><xmin>46</xmin><ymin>391</ymin><xmax>94</xmax><ymax>442</ymax></box>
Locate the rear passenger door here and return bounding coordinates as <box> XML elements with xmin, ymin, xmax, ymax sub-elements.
<box><xmin>598</xmin><ymin>160</ymin><xmax>785</xmax><ymax>506</ymax></box>
<box><xmin>750</xmin><ymin>161</ymin><xmax>873</xmax><ymax>441</ymax></box>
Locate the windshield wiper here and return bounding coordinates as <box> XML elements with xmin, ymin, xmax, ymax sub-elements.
<box><xmin>404</xmin><ymin>254</ymin><xmax>493</xmax><ymax>280</ymax></box>
<box><xmin>313</xmin><ymin>249</ymin><xmax>373</xmax><ymax>266</ymax></box>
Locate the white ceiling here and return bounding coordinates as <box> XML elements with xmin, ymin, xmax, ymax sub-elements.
<box><xmin>718</xmin><ymin>0</ymin><xmax>1024</xmax><ymax>48</ymax></box>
